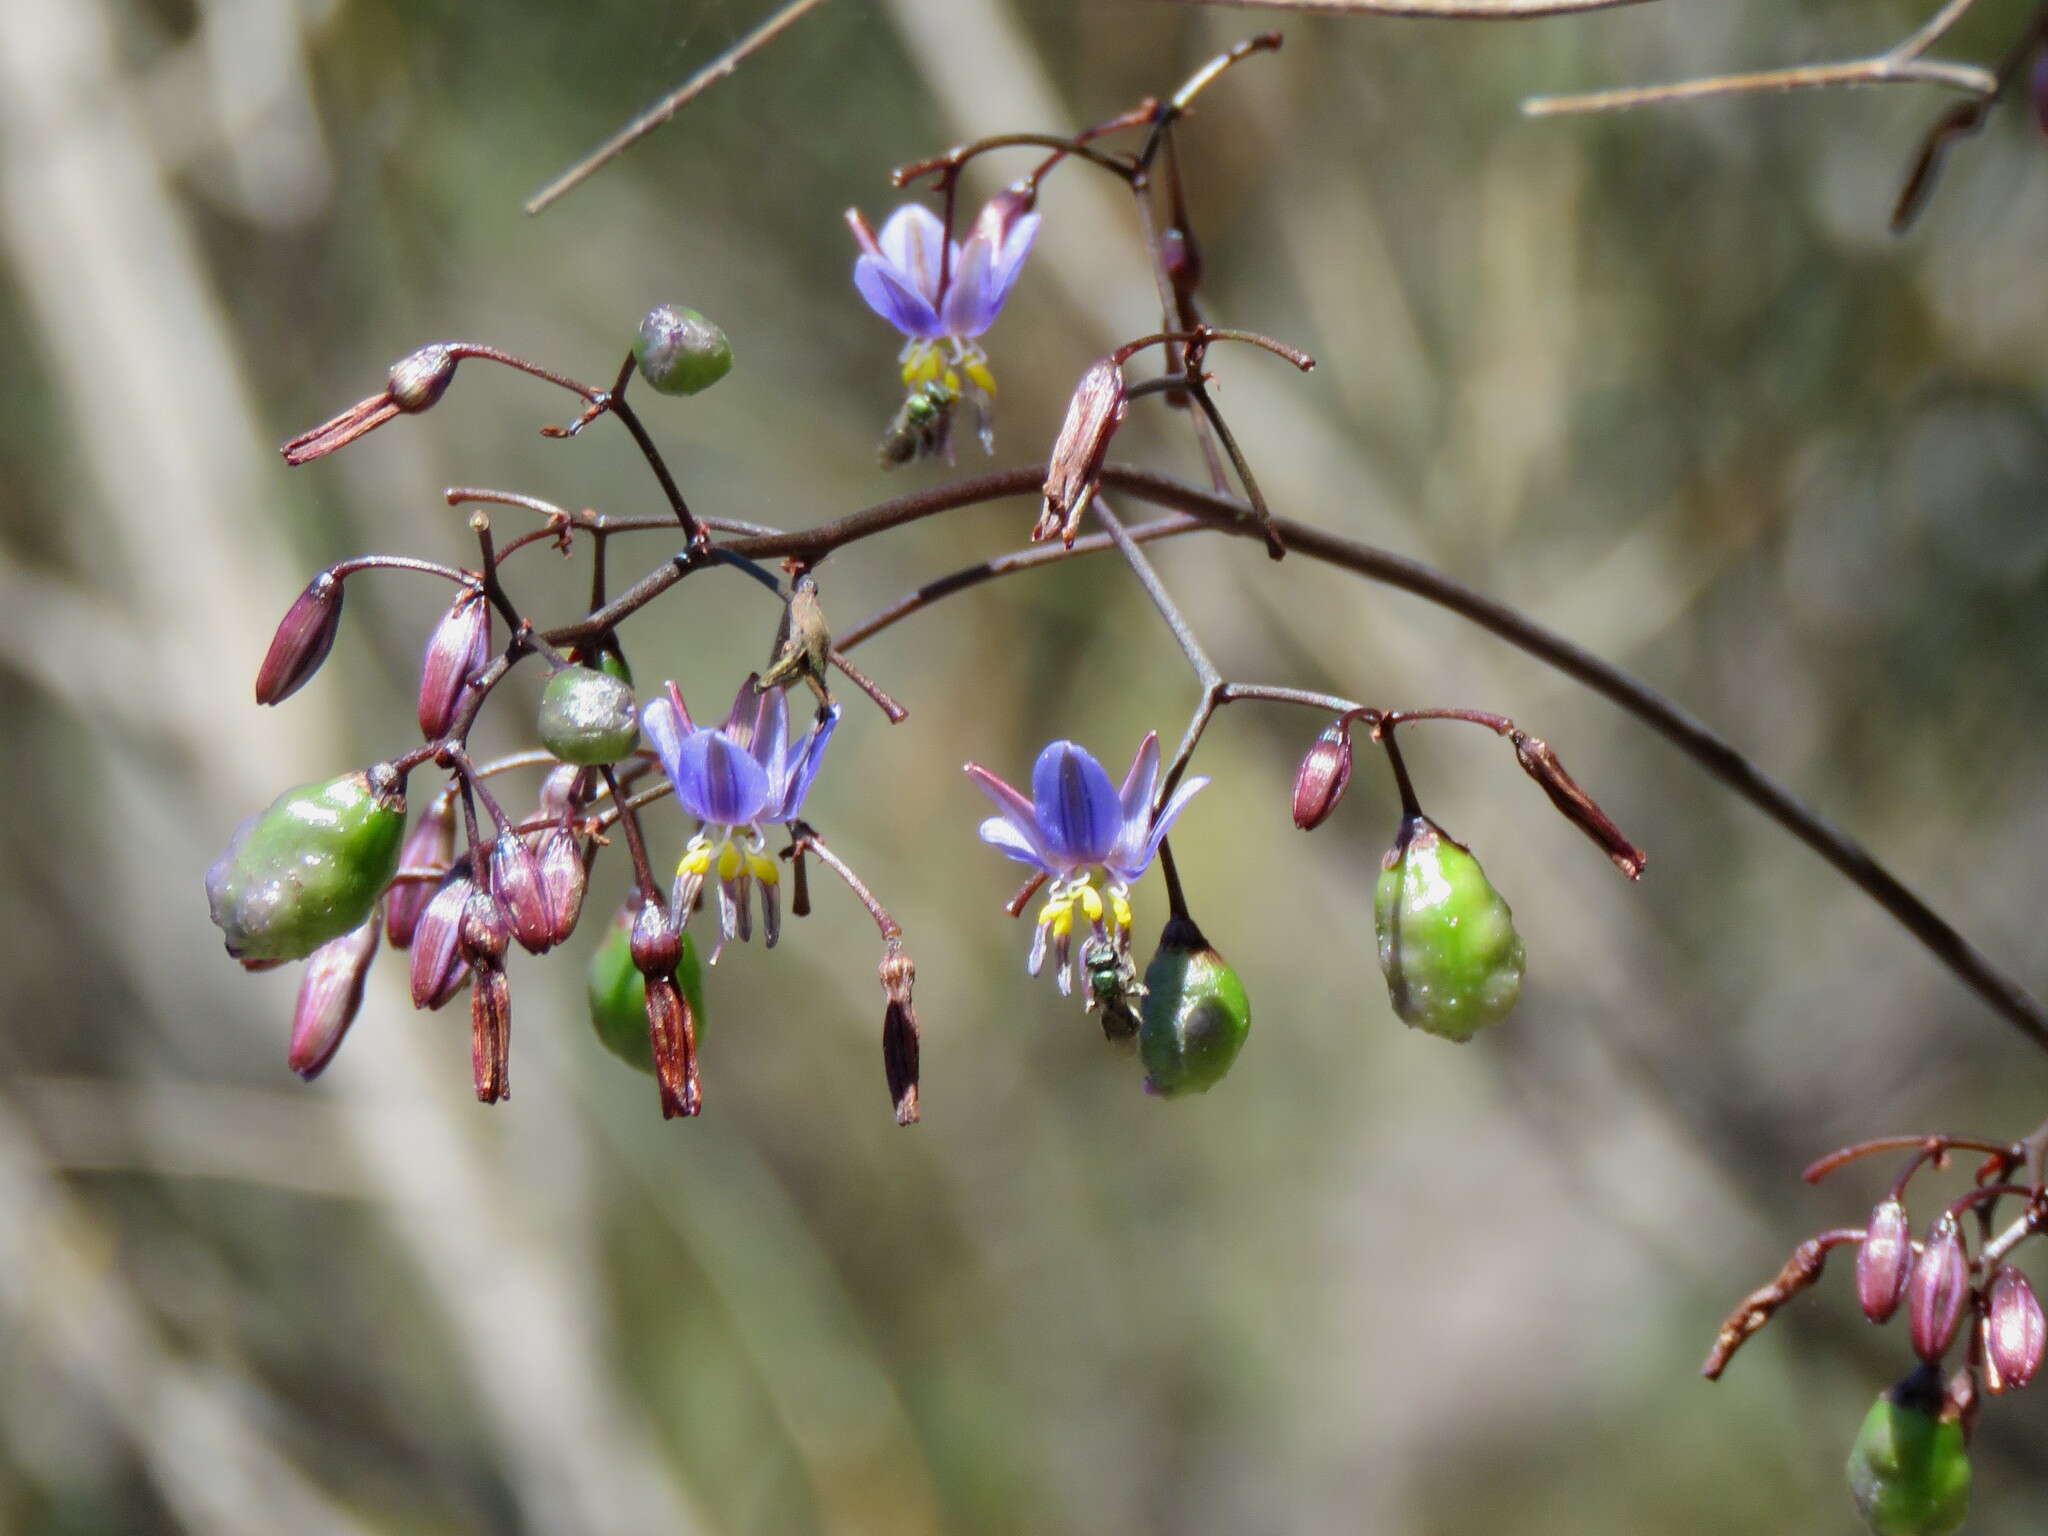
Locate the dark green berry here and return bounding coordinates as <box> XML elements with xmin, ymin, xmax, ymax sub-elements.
<box><xmin>1138</xmin><ymin>915</ymin><xmax>1251</xmax><ymax>1096</ymax></box>
<box><xmin>1847</xmin><ymin>1369</ymin><xmax>1970</xmax><ymax>1536</ymax></box>
<box><xmin>538</xmin><ymin>667</ymin><xmax>639</xmax><ymax>766</ymax></box>
<box><xmin>633</xmin><ymin>305</ymin><xmax>732</xmax><ymax>396</ymax></box>
<box><xmin>587</xmin><ymin>907</ymin><xmax>707</xmax><ymax>1074</ymax></box>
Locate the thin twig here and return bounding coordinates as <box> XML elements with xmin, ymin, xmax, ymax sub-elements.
<box><xmin>1149</xmin><ymin>0</ymin><xmax>1659</xmax><ymax>14</ymax></box>
<box><xmin>1095</xmin><ymin>497</ymin><xmax>1221</xmax><ymax>689</ymax></box>
<box><xmin>525</xmin><ymin>0</ymin><xmax>835</xmax><ymax>215</ymax></box>
<box><xmin>1525</xmin><ymin>57</ymin><xmax>1995</xmax><ymax>119</ymax></box>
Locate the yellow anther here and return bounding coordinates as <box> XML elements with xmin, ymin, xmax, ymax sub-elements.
<box><xmin>964</xmin><ymin>358</ymin><xmax>997</xmax><ymax>396</ymax></box>
<box><xmin>1077</xmin><ymin>885</ymin><xmax>1103</xmax><ymax>923</ymax></box>
<box><xmin>1111</xmin><ymin>892</ymin><xmax>1133</xmax><ymax>930</ymax></box>
<box><xmin>717</xmin><ymin>840</ymin><xmax>742</xmax><ymax>881</ymax></box>
<box><xmin>680</xmin><ymin>843</ymin><xmax>713</xmax><ymax>877</ymax></box>
<box><xmin>943</xmin><ymin>367</ymin><xmax>962</xmax><ymax>393</ymax></box>
<box><xmin>749</xmin><ymin>853</ymin><xmax>780</xmax><ymax>885</ymax></box>
<box><xmin>1051</xmin><ymin>907</ymin><xmax>1073</xmax><ymax>939</ymax></box>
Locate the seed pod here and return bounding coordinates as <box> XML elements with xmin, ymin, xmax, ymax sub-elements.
<box><xmin>385</xmin><ymin>789</ymin><xmax>455</xmax><ymax>949</ymax></box>
<box><xmin>534</xmin><ymin>825</ymin><xmax>587</xmax><ymax>948</ymax></box>
<box><xmin>880</xmin><ymin>948</ymin><xmax>920</xmax><ymax>1125</ymax></box>
<box><xmin>587</xmin><ymin>905</ymin><xmax>707</xmax><ymax>1075</ymax></box>
<box><xmin>255</xmin><ymin>572</ymin><xmax>345</xmax><ymax>706</ymax></box>
<box><xmin>1846</xmin><ymin>1367</ymin><xmax>1970</xmax><ymax>1536</ymax></box>
<box><xmin>206</xmin><ymin>766</ymin><xmax>407</xmax><ymax>962</ymax></box>
<box><xmin>1373</xmin><ymin>815</ymin><xmax>1525</xmax><ymax>1042</ymax></box>
<box><xmin>470</xmin><ymin>960</ymin><xmax>511</xmax><ymax>1104</ymax></box>
<box><xmin>537</xmin><ymin>667</ymin><xmax>640</xmax><ymax>766</ymax></box>
<box><xmin>644</xmin><ymin>974</ymin><xmax>701</xmax><ymax>1118</ymax></box>
<box><xmin>1858</xmin><ymin>1199</ymin><xmax>1914</xmax><ymax>1324</ymax></box>
<box><xmin>1138</xmin><ymin>915</ymin><xmax>1252</xmax><ymax>1097</ymax></box>
<box><xmin>1035</xmin><ymin>358</ymin><xmax>1126</xmax><ymax>546</ymax></box>
<box><xmin>408</xmin><ymin>871</ymin><xmax>473</xmax><ymax>1010</ymax></box>
<box><xmin>633</xmin><ymin>304</ymin><xmax>732</xmax><ymax>396</ymax></box>
<box><xmin>417</xmin><ymin>586</ymin><xmax>490</xmax><ymax>739</ymax></box>
<box><xmin>1984</xmin><ymin>1266</ymin><xmax>2044</xmax><ymax>1393</ymax></box>
<box><xmin>1907</xmin><ymin>1215</ymin><xmax>1970</xmax><ymax>1364</ymax></box>
<box><xmin>287</xmin><ymin>915</ymin><xmax>380</xmax><ymax>1079</ymax></box>
<box><xmin>1291</xmin><ymin>724</ymin><xmax>1354</xmax><ymax>831</ymax></box>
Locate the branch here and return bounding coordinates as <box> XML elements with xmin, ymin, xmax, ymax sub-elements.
<box><xmin>1148</xmin><ymin>0</ymin><xmax>1660</xmax><ymax>14</ymax></box>
<box><xmin>1524</xmin><ymin>56</ymin><xmax>1995</xmax><ymax>119</ymax></box>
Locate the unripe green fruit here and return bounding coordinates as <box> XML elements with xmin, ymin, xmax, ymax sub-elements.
<box><xmin>586</xmin><ymin>910</ymin><xmax>707</xmax><ymax>1074</ymax></box>
<box><xmin>1847</xmin><ymin>1373</ymin><xmax>1971</xmax><ymax>1536</ymax></box>
<box><xmin>633</xmin><ymin>305</ymin><xmax>732</xmax><ymax>396</ymax></box>
<box><xmin>1374</xmin><ymin>815</ymin><xmax>1524</xmax><ymax>1041</ymax></box>
<box><xmin>206</xmin><ymin>768</ymin><xmax>407</xmax><ymax>962</ymax></box>
<box><xmin>538</xmin><ymin>667</ymin><xmax>640</xmax><ymax>766</ymax></box>
<box><xmin>1138</xmin><ymin>916</ymin><xmax>1251</xmax><ymax>1096</ymax></box>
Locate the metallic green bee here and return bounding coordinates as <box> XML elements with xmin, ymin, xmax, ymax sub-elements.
<box><xmin>1081</xmin><ymin>935</ymin><xmax>1144</xmax><ymax>1044</ymax></box>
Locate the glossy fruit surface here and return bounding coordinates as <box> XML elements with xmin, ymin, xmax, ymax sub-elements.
<box><xmin>1138</xmin><ymin>916</ymin><xmax>1251</xmax><ymax>1096</ymax></box>
<box><xmin>633</xmin><ymin>305</ymin><xmax>733</xmax><ymax>396</ymax></box>
<box><xmin>1374</xmin><ymin>815</ymin><xmax>1524</xmax><ymax>1041</ymax></box>
<box><xmin>587</xmin><ymin>909</ymin><xmax>706</xmax><ymax>1074</ymax></box>
<box><xmin>538</xmin><ymin>667</ymin><xmax>640</xmax><ymax>766</ymax></box>
<box><xmin>207</xmin><ymin>769</ymin><xmax>406</xmax><ymax>961</ymax></box>
<box><xmin>1846</xmin><ymin>1378</ymin><xmax>1970</xmax><ymax>1536</ymax></box>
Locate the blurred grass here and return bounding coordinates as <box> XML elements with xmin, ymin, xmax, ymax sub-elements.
<box><xmin>3</xmin><ymin>0</ymin><xmax>2048</xmax><ymax>1530</ymax></box>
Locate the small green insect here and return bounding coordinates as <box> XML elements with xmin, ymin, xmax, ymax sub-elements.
<box><xmin>877</xmin><ymin>380</ymin><xmax>957</xmax><ymax>466</ymax></box>
<box><xmin>1081</xmin><ymin>934</ymin><xmax>1144</xmax><ymax>1044</ymax></box>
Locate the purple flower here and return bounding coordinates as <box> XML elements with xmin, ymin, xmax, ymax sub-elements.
<box><xmin>847</xmin><ymin>188</ymin><xmax>1040</xmax><ymax>455</ymax></box>
<box><xmin>644</xmin><ymin>676</ymin><xmax>838</xmax><ymax>953</ymax></box>
<box><xmin>965</xmin><ymin>734</ymin><xmax>1207</xmax><ymax>994</ymax></box>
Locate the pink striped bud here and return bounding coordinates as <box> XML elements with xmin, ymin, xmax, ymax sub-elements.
<box><xmin>388</xmin><ymin>344</ymin><xmax>456</xmax><ymax>413</ymax></box>
<box><xmin>416</xmin><ymin>586</ymin><xmax>491</xmax><ymax>739</ymax></box>
<box><xmin>255</xmin><ymin>572</ymin><xmax>344</xmax><ymax>706</ymax></box>
<box><xmin>630</xmin><ymin>899</ymin><xmax>682</xmax><ymax>978</ymax></box>
<box><xmin>1292</xmin><ymin>724</ymin><xmax>1354</xmax><ymax>831</ymax></box>
<box><xmin>458</xmin><ymin>887</ymin><xmax>510</xmax><ymax>966</ymax></box>
<box><xmin>535</xmin><ymin>825</ymin><xmax>587</xmax><ymax>948</ymax></box>
<box><xmin>537</xmin><ymin>765</ymin><xmax>585</xmax><ymax>823</ymax></box>
<box><xmin>385</xmin><ymin>789</ymin><xmax>455</xmax><ymax>948</ymax></box>
<box><xmin>1985</xmin><ymin>1265</ymin><xmax>2044</xmax><ymax>1393</ymax></box>
<box><xmin>408</xmin><ymin>872</ymin><xmax>473</xmax><ymax>1010</ymax></box>
<box><xmin>1857</xmin><ymin>1199</ymin><xmax>1913</xmax><ymax>1324</ymax></box>
<box><xmin>287</xmin><ymin>916</ymin><xmax>380</xmax><ymax>1079</ymax></box>
<box><xmin>1907</xmin><ymin>1214</ymin><xmax>1971</xmax><ymax>1363</ymax></box>
<box><xmin>487</xmin><ymin>834</ymin><xmax>552</xmax><ymax>954</ymax></box>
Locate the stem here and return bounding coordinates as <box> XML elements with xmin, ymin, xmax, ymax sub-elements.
<box><xmin>1095</xmin><ymin>497</ymin><xmax>1220</xmax><ymax>689</ymax></box>
<box><xmin>893</xmin><ymin>133</ymin><xmax>1139</xmax><ymax>189</ymax></box>
<box><xmin>790</xmin><ymin>822</ymin><xmax>900</xmax><ymax>943</ymax></box>
<box><xmin>1377</xmin><ymin>726</ymin><xmax>1424</xmax><ymax>819</ymax></box>
<box><xmin>602</xmin><ymin>766</ymin><xmax>661</xmax><ymax>901</ymax></box>
<box><xmin>328</xmin><ymin>554</ymin><xmax>476</xmax><ymax>585</ymax></box>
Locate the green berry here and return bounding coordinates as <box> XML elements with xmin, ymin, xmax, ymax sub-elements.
<box><xmin>586</xmin><ymin>908</ymin><xmax>706</xmax><ymax>1074</ymax></box>
<box><xmin>1373</xmin><ymin>814</ymin><xmax>1524</xmax><ymax>1041</ymax></box>
<box><xmin>1847</xmin><ymin>1371</ymin><xmax>1971</xmax><ymax>1536</ymax></box>
<box><xmin>632</xmin><ymin>304</ymin><xmax>732</xmax><ymax>396</ymax></box>
<box><xmin>1138</xmin><ymin>915</ymin><xmax>1251</xmax><ymax>1096</ymax></box>
<box><xmin>537</xmin><ymin>667</ymin><xmax>640</xmax><ymax>766</ymax></box>
<box><xmin>206</xmin><ymin>767</ymin><xmax>407</xmax><ymax>962</ymax></box>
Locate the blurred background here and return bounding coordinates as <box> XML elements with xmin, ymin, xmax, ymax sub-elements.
<box><xmin>3</xmin><ymin>0</ymin><xmax>2048</xmax><ymax>1530</ymax></box>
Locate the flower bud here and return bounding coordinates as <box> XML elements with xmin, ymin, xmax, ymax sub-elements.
<box><xmin>969</xmin><ymin>182</ymin><xmax>1037</xmax><ymax>253</ymax></box>
<box><xmin>417</xmin><ymin>586</ymin><xmax>491</xmax><ymax>740</ymax></box>
<box><xmin>1907</xmin><ymin>1214</ymin><xmax>1970</xmax><ymax>1364</ymax></box>
<box><xmin>629</xmin><ymin>898</ymin><xmax>682</xmax><ymax>978</ymax></box>
<box><xmin>470</xmin><ymin>959</ymin><xmax>511</xmax><ymax>1104</ymax></box>
<box><xmin>408</xmin><ymin>871</ymin><xmax>473</xmax><ymax>1010</ymax></box>
<box><xmin>1858</xmin><ymin>1199</ymin><xmax>1914</xmax><ymax>1324</ymax></box>
<box><xmin>255</xmin><ymin>571</ymin><xmax>344</xmax><ymax>706</ymax></box>
<box><xmin>487</xmin><ymin>834</ymin><xmax>553</xmax><ymax>954</ymax></box>
<box><xmin>206</xmin><ymin>766</ymin><xmax>407</xmax><ymax>962</ymax></box>
<box><xmin>633</xmin><ymin>304</ymin><xmax>732</xmax><ymax>396</ymax></box>
<box><xmin>1846</xmin><ymin>1366</ymin><xmax>1970</xmax><ymax>1536</ymax></box>
<box><xmin>1035</xmin><ymin>358</ymin><xmax>1126</xmax><ymax>547</ymax></box>
<box><xmin>458</xmin><ymin>888</ymin><xmax>510</xmax><ymax>966</ymax></box>
<box><xmin>536</xmin><ymin>764</ymin><xmax>586</xmax><ymax>823</ymax></box>
<box><xmin>534</xmin><ymin>825</ymin><xmax>587</xmax><ymax>948</ymax></box>
<box><xmin>537</xmin><ymin>666</ymin><xmax>640</xmax><ymax>766</ymax></box>
<box><xmin>388</xmin><ymin>343</ymin><xmax>456</xmax><ymax>413</ymax></box>
<box><xmin>1138</xmin><ymin>915</ymin><xmax>1252</xmax><ymax>1097</ymax></box>
<box><xmin>1984</xmin><ymin>1265</ymin><xmax>2044</xmax><ymax>1393</ymax></box>
<box><xmin>587</xmin><ymin>905</ymin><xmax>707</xmax><ymax>1076</ymax></box>
<box><xmin>287</xmin><ymin>916</ymin><xmax>380</xmax><ymax>1079</ymax></box>
<box><xmin>880</xmin><ymin>948</ymin><xmax>920</xmax><ymax>1125</ymax></box>
<box><xmin>385</xmin><ymin>789</ymin><xmax>455</xmax><ymax>949</ymax></box>
<box><xmin>1291</xmin><ymin>724</ymin><xmax>1353</xmax><ymax>831</ymax></box>
<box><xmin>1373</xmin><ymin>815</ymin><xmax>1525</xmax><ymax>1041</ymax></box>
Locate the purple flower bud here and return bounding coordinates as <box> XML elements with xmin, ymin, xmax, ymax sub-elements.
<box><xmin>644</xmin><ymin>973</ymin><xmax>700</xmax><ymax>1119</ymax></box>
<box><xmin>417</xmin><ymin>586</ymin><xmax>491</xmax><ymax>740</ymax></box>
<box><xmin>1985</xmin><ymin>1265</ymin><xmax>2044</xmax><ymax>1392</ymax></box>
<box><xmin>255</xmin><ymin>571</ymin><xmax>344</xmax><ymax>706</ymax></box>
<box><xmin>1291</xmin><ymin>724</ymin><xmax>1354</xmax><ymax>831</ymax></box>
<box><xmin>630</xmin><ymin>899</ymin><xmax>682</xmax><ymax>978</ymax></box>
<box><xmin>388</xmin><ymin>344</ymin><xmax>456</xmax><ymax>413</ymax></box>
<box><xmin>458</xmin><ymin>888</ymin><xmax>510</xmax><ymax>966</ymax></box>
<box><xmin>880</xmin><ymin>949</ymin><xmax>920</xmax><ymax>1126</ymax></box>
<box><xmin>535</xmin><ymin>825</ymin><xmax>587</xmax><ymax>948</ymax></box>
<box><xmin>487</xmin><ymin>834</ymin><xmax>553</xmax><ymax>954</ymax></box>
<box><xmin>1908</xmin><ymin>1214</ymin><xmax>1971</xmax><ymax>1363</ymax></box>
<box><xmin>288</xmin><ymin>916</ymin><xmax>380</xmax><ymax>1079</ymax></box>
<box><xmin>537</xmin><ymin>765</ymin><xmax>585</xmax><ymax>823</ymax></box>
<box><xmin>1034</xmin><ymin>358</ymin><xmax>1126</xmax><ymax>547</ymax></box>
<box><xmin>1857</xmin><ymin>1199</ymin><xmax>1914</xmax><ymax>1324</ymax></box>
<box><xmin>385</xmin><ymin>790</ymin><xmax>456</xmax><ymax>949</ymax></box>
<box><xmin>408</xmin><ymin>872</ymin><xmax>473</xmax><ymax>1010</ymax></box>
<box><xmin>470</xmin><ymin>960</ymin><xmax>511</xmax><ymax>1104</ymax></box>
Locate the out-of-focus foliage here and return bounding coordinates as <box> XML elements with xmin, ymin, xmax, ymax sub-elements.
<box><xmin>2</xmin><ymin>1</ymin><xmax>2047</xmax><ymax>1531</ymax></box>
